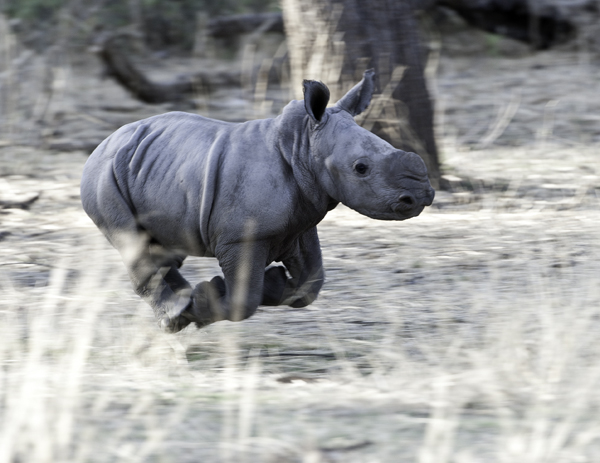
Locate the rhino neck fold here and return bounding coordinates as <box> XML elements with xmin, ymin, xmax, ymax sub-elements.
<box><xmin>275</xmin><ymin>114</ymin><xmax>333</xmax><ymax>222</ymax></box>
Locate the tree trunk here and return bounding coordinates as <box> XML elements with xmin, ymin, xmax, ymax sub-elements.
<box><xmin>282</xmin><ymin>0</ymin><xmax>441</xmax><ymax>188</ymax></box>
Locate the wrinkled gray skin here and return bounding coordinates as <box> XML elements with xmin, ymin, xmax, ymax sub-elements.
<box><xmin>81</xmin><ymin>70</ymin><xmax>435</xmax><ymax>333</ymax></box>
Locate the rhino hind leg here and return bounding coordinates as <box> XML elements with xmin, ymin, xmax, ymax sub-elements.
<box><xmin>156</xmin><ymin>263</ymin><xmax>196</xmax><ymax>332</ymax></box>
<box><xmin>135</xmin><ymin>255</ymin><xmax>196</xmax><ymax>333</ymax></box>
<box><xmin>107</xmin><ymin>229</ymin><xmax>194</xmax><ymax>333</ymax></box>
<box><xmin>83</xmin><ymin>175</ymin><xmax>195</xmax><ymax>332</ymax></box>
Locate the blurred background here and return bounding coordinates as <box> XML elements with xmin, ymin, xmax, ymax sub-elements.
<box><xmin>1</xmin><ymin>0</ymin><xmax>600</xmax><ymax>184</ymax></box>
<box><xmin>2</xmin><ymin>1</ymin><xmax>600</xmax><ymax>462</ymax></box>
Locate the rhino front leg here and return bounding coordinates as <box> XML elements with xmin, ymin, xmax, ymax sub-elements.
<box><xmin>261</xmin><ymin>227</ymin><xmax>325</xmax><ymax>308</ymax></box>
<box><xmin>187</xmin><ymin>241</ymin><xmax>268</xmax><ymax>327</ymax></box>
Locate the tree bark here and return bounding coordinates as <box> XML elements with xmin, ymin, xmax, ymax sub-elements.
<box><xmin>282</xmin><ymin>0</ymin><xmax>441</xmax><ymax>188</ymax></box>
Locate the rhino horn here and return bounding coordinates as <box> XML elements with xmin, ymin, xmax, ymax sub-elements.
<box><xmin>303</xmin><ymin>80</ymin><xmax>330</xmax><ymax>123</ymax></box>
<box><xmin>399</xmin><ymin>151</ymin><xmax>428</xmax><ymax>178</ymax></box>
<box><xmin>335</xmin><ymin>69</ymin><xmax>376</xmax><ymax>116</ymax></box>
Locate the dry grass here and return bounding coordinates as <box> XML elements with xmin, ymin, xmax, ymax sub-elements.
<box><xmin>2</xmin><ymin>143</ymin><xmax>600</xmax><ymax>462</ymax></box>
<box><xmin>2</xmin><ymin>17</ymin><xmax>600</xmax><ymax>463</ymax></box>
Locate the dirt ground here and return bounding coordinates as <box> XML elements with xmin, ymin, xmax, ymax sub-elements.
<box><xmin>2</xmin><ymin>28</ymin><xmax>600</xmax><ymax>462</ymax></box>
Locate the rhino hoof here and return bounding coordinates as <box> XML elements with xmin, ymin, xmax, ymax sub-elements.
<box><xmin>262</xmin><ymin>266</ymin><xmax>287</xmax><ymax>306</ymax></box>
<box><xmin>189</xmin><ymin>277</ymin><xmax>227</xmax><ymax>328</ymax></box>
<box><xmin>159</xmin><ymin>314</ymin><xmax>192</xmax><ymax>334</ymax></box>
<box><xmin>209</xmin><ymin>276</ymin><xmax>227</xmax><ymax>298</ymax></box>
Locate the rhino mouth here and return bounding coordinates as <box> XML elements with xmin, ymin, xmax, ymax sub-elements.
<box><xmin>390</xmin><ymin>188</ymin><xmax>434</xmax><ymax>218</ymax></box>
<box><xmin>355</xmin><ymin>203</ymin><xmax>424</xmax><ymax>221</ymax></box>
<box><xmin>391</xmin><ymin>204</ymin><xmax>425</xmax><ymax>219</ymax></box>
<box><xmin>392</xmin><ymin>200</ymin><xmax>415</xmax><ymax>213</ymax></box>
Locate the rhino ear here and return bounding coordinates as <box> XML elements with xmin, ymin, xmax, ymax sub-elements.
<box><xmin>303</xmin><ymin>80</ymin><xmax>330</xmax><ymax>124</ymax></box>
<box><xmin>335</xmin><ymin>69</ymin><xmax>376</xmax><ymax>116</ymax></box>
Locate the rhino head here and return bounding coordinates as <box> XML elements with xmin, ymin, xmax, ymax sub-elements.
<box><xmin>300</xmin><ymin>69</ymin><xmax>435</xmax><ymax>220</ymax></box>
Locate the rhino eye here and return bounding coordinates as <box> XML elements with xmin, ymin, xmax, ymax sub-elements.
<box><xmin>354</xmin><ymin>163</ymin><xmax>369</xmax><ymax>175</ymax></box>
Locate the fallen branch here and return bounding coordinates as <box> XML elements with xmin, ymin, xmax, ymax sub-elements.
<box><xmin>98</xmin><ymin>33</ymin><xmax>194</xmax><ymax>104</ymax></box>
<box><xmin>97</xmin><ymin>33</ymin><xmax>242</xmax><ymax>105</ymax></box>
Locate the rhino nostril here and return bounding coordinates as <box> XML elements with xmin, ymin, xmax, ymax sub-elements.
<box><xmin>399</xmin><ymin>194</ymin><xmax>415</xmax><ymax>206</ymax></box>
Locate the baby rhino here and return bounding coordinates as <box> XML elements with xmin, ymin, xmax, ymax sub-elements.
<box><xmin>81</xmin><ymin>70</ymin><xmax>435</xmax><ymax>333</ymax></box>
